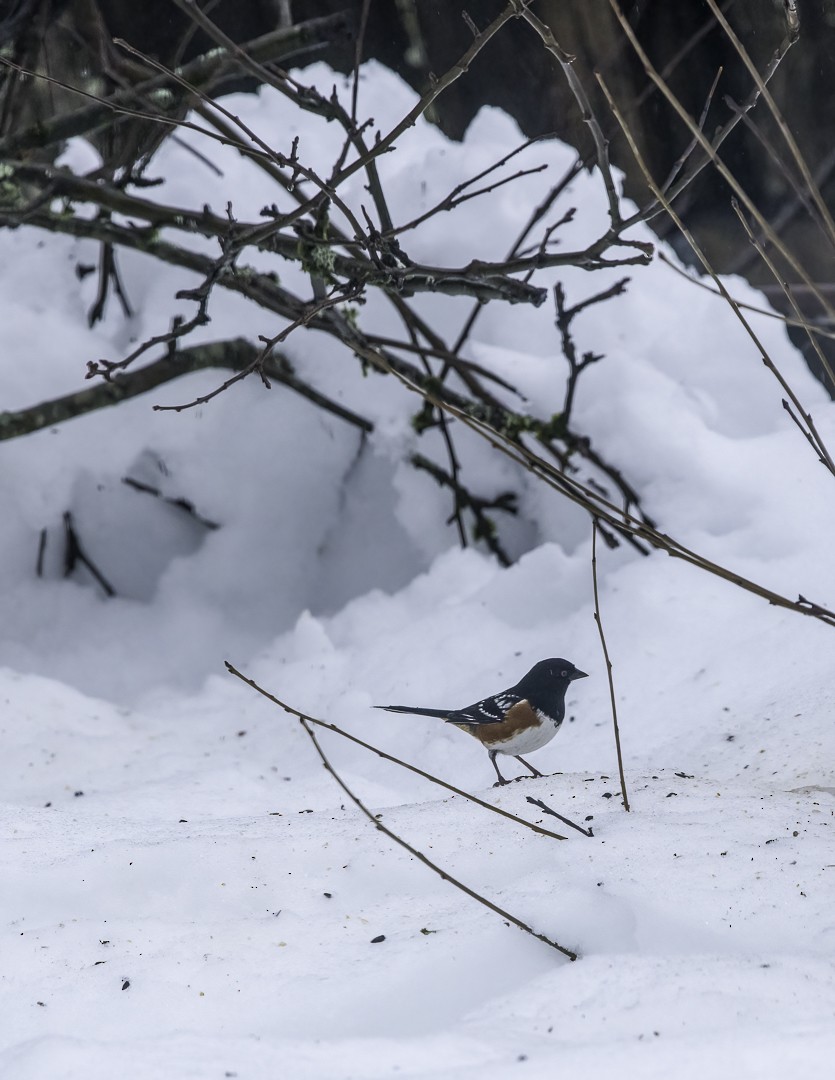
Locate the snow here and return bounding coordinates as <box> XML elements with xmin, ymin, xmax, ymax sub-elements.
<box><xmin>1</xmin><ymin>61</ymin><xmax>834</xmax><ymax>1079</ymax></box>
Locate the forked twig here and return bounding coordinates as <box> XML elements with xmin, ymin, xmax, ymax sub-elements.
<box><xmin>297</xmin><ymin>714</ymin><xmax>578</xmax><ymax>960</ymax></box>
<box><xmin>151</xmin><ymin>282</ymin><xmax>364</xmax><ymax>413</ymax></box>
<box><xmin>591</xmin><ymin>521</ymin><xmax>629</xmax><ymax>811</ymax></box>
<box><xmin>388</xmin><ymin>136</ymin><xmax>550</xmax><ymax>238</ymax></box>
<box><xmin>519</xmin><ymin>6</ymin><xmax>622</xmax><ymax>230</ymax></box>
<box><xmin>225</xmin><ymin>662</ymin><xmax>577</xmax><ymax>961</ymax></box>
<box><xmin>555</xmin><ymin>279</ymin><xmax>629</xmax><ymax>424</ymax></box>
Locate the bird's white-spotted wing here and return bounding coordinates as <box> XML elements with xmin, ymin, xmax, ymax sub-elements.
<box><xmin>447</xmin><ymin>691</ymin><xmax>521</xmax><ymax>726</ymax></box>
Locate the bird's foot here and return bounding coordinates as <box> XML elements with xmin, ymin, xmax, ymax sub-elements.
<box><xmin>514</xmin><ymin>754</ymin><xmax>545</xmax><ymax>779</ymax></box>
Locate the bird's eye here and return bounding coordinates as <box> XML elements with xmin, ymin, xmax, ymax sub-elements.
<box><xmin>561</xmin><ymin>670</ymin><xmax>568</xmax><ymax>677</ymax></box>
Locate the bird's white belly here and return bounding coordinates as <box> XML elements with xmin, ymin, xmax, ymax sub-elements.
<box><xmin>494</xmin><ymin>712</ymin><xmax>560</xmax><ymax>755</ymax></box>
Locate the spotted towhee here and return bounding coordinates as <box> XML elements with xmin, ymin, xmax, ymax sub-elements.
<box><xmin>376</xmin><ymin>658</ymin><xmax>588</xmax><ymax>785</ymax></box>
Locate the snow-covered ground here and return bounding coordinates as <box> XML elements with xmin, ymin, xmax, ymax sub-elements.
<box><xmin>1</xmin><ymin>63</ymin><xmax>834</xmax><ymax>1079</ymax></box>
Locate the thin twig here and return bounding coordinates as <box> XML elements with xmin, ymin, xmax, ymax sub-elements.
<box><xmin>121</xmin><ymin>476</ymin><xmax>219</xmax><ymax>530</ymax></box>
<box><xmin>519</xmin><ymin>6</ymin><xmax>622</xmax><ymax>230</ymax></box>
<box><xmin>659</xmin><ymin>65</ymin><xmax>724</xmax><ymax>195</ymax></box>
<box><xmin>398</xmin><ymin>313</ymin><xmax>469</xmax><ymax>551</ymax></box>
<box><xmin>153</xmin><ymin>284</ymin><xmax>364</xmax><ymax>412</ymax></box>
<box><xmin>351</xmin><ymin>0</ymin><xmax>372</xmax><ymax>123</ymax></box>
<box><xmin>364</xmin><ymin>334</ymin><xmax>523</xmax><ymax>394</ymax></box>
<box><xmin>657</xmin><ymin>252</ymin><xmax>835</xmax><ymax>343</ymax></box>
<box><xmin>591</xmin><ymin>521</ymin><xmax>629</xmax><ymax>811</ymax></box>
<box><xmin>722</xmin><ymin>96</ymin><xmax>822</xmax><ymax>241</ymax></box>
<box><xmin>88</xmin><ymin>235</ymin><xmax>133</xmax><ymax>327</ymax></box>
<box><xmin>526</xmin><ymin>797</ymin><xmax>594</xmax><ymax>837</ymax></box>
<box><xmin>451</xmin><ymin>155</ymin><xmax>586</xmax><ymax>356</ymax></box>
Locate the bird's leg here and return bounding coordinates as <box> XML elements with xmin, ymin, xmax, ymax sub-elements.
<box><xmin>515</xmin><ymin>754</ymin><xmax>543</xmax><ymax>778</ymax></box>
<box><xmin>489</xmin><ymin>750</ymin><xmax>509</xmax><ymax>786</ymax></box>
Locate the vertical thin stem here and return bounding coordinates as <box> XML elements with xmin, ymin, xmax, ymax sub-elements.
<box><xmin>591</xmin><ymin>520</ymin><xmax>630</xmax><ymax>811</ymax></box>
<box><xmin>351</xmin><ymin>0</ymin><xmax>372</xmax><ymax>122</ymax></box>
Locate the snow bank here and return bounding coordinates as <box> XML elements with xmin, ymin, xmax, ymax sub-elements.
<box><xmin>0</xmin><ymin>62</ymin><xmax>833</xmax><ymax>1079</ymax></box>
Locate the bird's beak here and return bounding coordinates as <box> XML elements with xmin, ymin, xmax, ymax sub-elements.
<box><xmin>572</xmin><ymin>669</ymin><xmax>589</xmax><ymax>680</ymax></box>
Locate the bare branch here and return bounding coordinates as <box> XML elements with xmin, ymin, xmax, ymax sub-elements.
<box><xmin>387</xmin><ymin>135</ymin><xmax>552</xmax><ymax>238</ymax></box>
<box><xmin>0</xmin><ymin>339</ymin><xmax>372</xmax><ymax>442</ymax></box>
<box><xmin>225</xmin><ymin>661</ymin><xmax>577</xmax><ymax>960</ymax></box>
<box><xmin>555</xmin><ymin>279</ymin><xmax>629</xmax><ymax>423</ymax></box>
<box><xmin>153</xmin><ymin>283</ymin><xmax>365</xmax><ymax>413</ymax></box>
<box><xmin>520</xmin><ymin>6</ymin><xmax>623</xmax><ymax>230</ymax></box>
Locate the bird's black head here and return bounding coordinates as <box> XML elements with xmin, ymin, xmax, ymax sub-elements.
<box><xmin>514</xmin><ymin>658</ymin><xmax>588</xmax><ymax>713</ymax></box>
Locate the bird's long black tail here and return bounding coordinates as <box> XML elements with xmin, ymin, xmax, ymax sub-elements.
<box><xmin>375</xmin><ymin>704</ymin><xmax>450</xmax><ymax>719</ymax></box>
